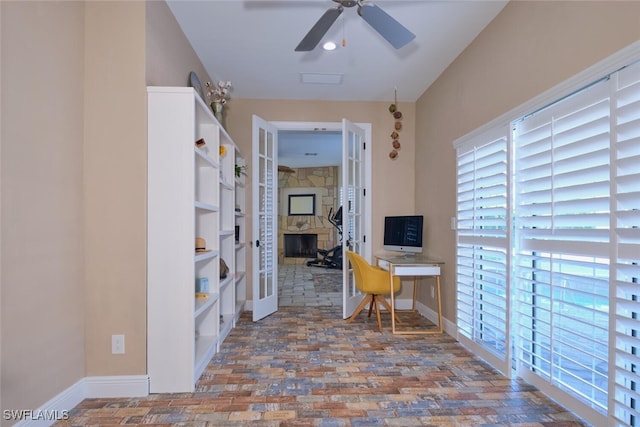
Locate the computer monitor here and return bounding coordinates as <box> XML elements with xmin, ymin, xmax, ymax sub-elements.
<box><xmin>383</xmin><ymin>215</ymin><xmax>424</xmax><ymax>254</ymax></box>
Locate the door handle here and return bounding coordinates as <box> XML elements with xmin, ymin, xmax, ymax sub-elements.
<box><xmin>256</xmin><ymin>240</ymin><xmax>260</xmax><ymax>247</ymax></box>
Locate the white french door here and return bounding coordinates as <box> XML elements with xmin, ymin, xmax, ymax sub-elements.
<box><xmin>252</xmin><ymin>115</ymin><xmax>278</xmax><ymax>321</ymax></box>
<box><xmin>342</xmin><ymin>119</ymin><xmax>367</xmax><ymax>319</ymax></box>
<box><xmin>251</xmin><ymin>118</ymin><xmax>370</xmax><ymax>321</ymax></box>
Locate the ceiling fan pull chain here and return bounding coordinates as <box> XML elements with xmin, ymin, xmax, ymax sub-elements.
<box><xmin>342</xmin><ymin>15</ymin><xmax>347</xmax><ymax>47</ymax></box>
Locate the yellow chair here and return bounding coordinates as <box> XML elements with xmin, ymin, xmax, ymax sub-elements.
<box><xmin>346</xmin><ymin>251</ymin><xmax>401</xmax><ymax>332</ymax></box>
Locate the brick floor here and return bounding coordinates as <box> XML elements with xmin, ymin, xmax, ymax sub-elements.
<box><xmin>57</xmin><ymin>265</ymin><xmax>589</xmax><ymax>426</ymax></box>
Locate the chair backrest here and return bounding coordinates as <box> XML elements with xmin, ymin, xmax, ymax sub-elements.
<box><xmin>346</xmin><ymin>250</ymin><xmax>400</xmax><ymax>295</ymax></box>
<box><xmin>346</xmin><ymin>251</ymin><xmax>366</xmax><ymax>293</ymax></box>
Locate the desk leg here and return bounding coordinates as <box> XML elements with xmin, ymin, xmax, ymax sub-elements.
<box><xmin>389</xmin><ymin>264</ymin><xmax>397</xmax><ymax>334</ymax></box>
<box><xmin>435</xmin><ymin>276</ymin><xmax>443</xmax><ymax>334</ymax></box>
<box><xmin>392</xmin><ymin>275</ymin><xmax>443</xmax><ymax>335</ymax></box>
<box><xmin>412</xmin><ymin>277</ymin><xmax>418</xmax><ymax>311</ymax></box>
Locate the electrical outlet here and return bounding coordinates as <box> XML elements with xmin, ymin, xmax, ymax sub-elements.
<box><xmin>112</xmin><ymin>334</ymin><xmax>125</xmax><ymax>354</ymax></box>
<box><xmin>431</xmin><ymin>284</ymin><xmax>435</xmax><ymax>299</ymax></box>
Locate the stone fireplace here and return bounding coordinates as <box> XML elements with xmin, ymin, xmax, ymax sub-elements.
<box><xmin>278</xmin><ymin>166</ymin><xmax>339</xmax><ymax>264</ymax></box>
<box><xmin>284</xmin><ymin>234</ymin><xmax>318</xmax><ymax>258</ymax></box>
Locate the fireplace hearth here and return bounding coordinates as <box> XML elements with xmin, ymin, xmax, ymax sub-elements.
<box><xmin>284</xmin><ymin>234</ymin><xmax>318</xmax><ymax>258</ymax></box>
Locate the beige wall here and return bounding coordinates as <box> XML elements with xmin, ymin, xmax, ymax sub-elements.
<box><xmin>84</xmin><ymin>0</ymin><xmax>214</xmax><ymax>379</ymax></box>
<box><xmin>84</xmin><ymin>0</ymin><xmax>212</xmax><ymax>379</ymax></box>
<box><xmin>414</xmin><ymin>1</ymin><xmax>640</xmax><ymax>322</ymax></box>
<box><xmin>83</xmin><ymin>1</ymin><xmax>147</xmax><ymax>376</ymax></box>
<box><xmin>226</xmin><ymin>99</ymin><xmax>417</xmax><ymax>300</ymax></box>
<box><xmin>1</xmin><ymin>0</ymin><xmax>212</xmax><ymax>416</ymax></box>
<box><xmin>145</xmin><ymin>1</ymin><xmax>212</xmax><ymax>88</ymax></box>
<box><xmin>1</xmin><ymin>0</ymin><xmax>86</xmax><ymax>418</ymax></box>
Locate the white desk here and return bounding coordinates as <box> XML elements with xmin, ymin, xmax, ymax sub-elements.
<box><xmin>377</xmin><ymin>255</ymin><xmax>444</xmax><ymax>334</ymax></box>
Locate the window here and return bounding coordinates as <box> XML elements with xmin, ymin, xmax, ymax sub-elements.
<box><xmin>612</xmin><ymin>60</ymin><xmax>640</xmax><ymax>427</ymax></box>
<box><xmin>455</xmin><ymin>127</ymin><xmax>511</xmax><ymax>373</ymax></box>
<box><xmin>455</xmin><ymin>48</ymin><xmax>640</xmax><ymax>426</ymax></box>
<box><xmin>513</xmin><ymin>79</ymin><xmax>611</xmax><ymax>414</ymax></box>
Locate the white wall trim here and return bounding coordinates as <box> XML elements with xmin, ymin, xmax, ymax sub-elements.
<box><xmin>83</xmin><ymin>375</ymin><xmax>149</xmax><ymax>398</ymax></box>
<box><xmin>12</xmin><ymin>375</ymin><xmax>149</xmax><ymax>427</ymax></box>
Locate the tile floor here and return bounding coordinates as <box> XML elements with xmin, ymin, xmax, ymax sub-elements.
<box><xmin>57</xmin><ymin>264</ymin><xmax>589</xmax><ymax>426</ymax></box>
<box><xmin>278</xmin><ymin>263</ymin><xmax>342</xmax><ymax>307</ymax></box>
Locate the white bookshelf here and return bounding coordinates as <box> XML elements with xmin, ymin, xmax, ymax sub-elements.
<box><xmin>146</xmin><ymin>87</ymin><xmax>245</xmax><ymax>393</ymax></box>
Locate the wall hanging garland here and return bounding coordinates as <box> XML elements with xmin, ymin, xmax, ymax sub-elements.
<box><xmin>388</xmin><ymin>88</ymin><xmax>403</xmax><ymax>159</ymax></box>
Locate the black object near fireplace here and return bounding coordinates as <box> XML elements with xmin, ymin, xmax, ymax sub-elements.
<box><xmin>284</xmin><ymin>234</ymin><xmax>318</xmax><ymax>258</ymax></box>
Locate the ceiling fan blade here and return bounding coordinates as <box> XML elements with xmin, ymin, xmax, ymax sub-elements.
<box><xmin>358</xmin><ymin>3</ymin><xmax>415</xmax><ymax>49</ymax></box>
<box><xmin>295</xmin><ymin>7</ymin><xmax>343</xmax><ymax>52</ymax></box>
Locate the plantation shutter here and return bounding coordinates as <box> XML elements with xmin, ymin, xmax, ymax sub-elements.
<box><xmin>455</xmin><ymin>126</ymin><xmax>511</xmax><ymax>373</ymax></box>
<box><xmin>612</xmin><ymin>60</ymin><xmax>640</xmax><ymax>427</ymax></box>
<box><xmin>513</xmin><ymin>79</ymin><xmax>611</xmax><ymax>416</ymax></box>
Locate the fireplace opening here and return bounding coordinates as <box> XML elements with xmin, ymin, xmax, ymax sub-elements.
<box><xmin>284</xmin><ymin>234</ymin><xmax>318</xmax><ymax>258</ymax></box>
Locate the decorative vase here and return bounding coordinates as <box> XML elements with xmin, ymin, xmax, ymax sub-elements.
<box><xmin>212</xmin><ymin>102</ymin><xmax>225</xmax><ymax>126</ymax></box>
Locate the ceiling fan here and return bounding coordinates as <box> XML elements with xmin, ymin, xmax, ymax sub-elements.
<box><xmin>295</xmin><ymin>0</ymin><xmax>415</xmax><ymax>52</ymax></box>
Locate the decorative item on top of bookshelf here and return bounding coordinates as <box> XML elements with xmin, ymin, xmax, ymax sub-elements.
<box><xmin>189</xmin><ymin>71</ymin><xmax>204</xmax><ymax>101</ymax></box>
<box><xmin>205</xmin><ymin>80</ymin><xmax>232</xmax><ymax>126</ymax></box>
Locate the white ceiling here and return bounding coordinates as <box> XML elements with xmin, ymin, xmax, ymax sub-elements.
<box><xmin>279</xmin><ymin>130</ymin><xmax>342</xmax><ymax>167</ymax></box>
<box><xmin>167</xmin><ymin>0</ymin><xmax>506</xmax><ymax>167</ymax></box>
<box><xmin>166</xmin><ymin>0</ymin><xmax>508</xmax><ymax>103</ymax></box>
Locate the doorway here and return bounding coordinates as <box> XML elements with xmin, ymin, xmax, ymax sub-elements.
<box><xmin>252</xmin><ymin>118</ymin><xmax>372</xmax><ymax>320</ymax></box>
<box><xmin>277</xmin><ymin>129</ymin><xmax>343</xmax><ymax>307</ymax></box>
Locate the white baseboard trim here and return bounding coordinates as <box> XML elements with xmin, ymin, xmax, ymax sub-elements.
<box><xmin>414</xmin><ymin>300</ymin><xmax>456</xmax><ymax>337</ymax></box>
<box><xmin>83</xmin><ymin>375</ymin><xmax>149</xmax><ymax>398</ymax></box>
<box><xmin>11</xmin><ymin>378</ymin><xmax>86</xmax><ymax>427</ymax></box>
<box><xmin>12</xmin><ymin>375</ymin><xmax>149</xmax><ymax>427</ymax></box>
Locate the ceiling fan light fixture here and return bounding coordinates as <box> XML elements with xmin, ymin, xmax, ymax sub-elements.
<box><xmin>323</xmin><ymin>41</ymin><xmax>337</xmax><ymax>51</ymax></box>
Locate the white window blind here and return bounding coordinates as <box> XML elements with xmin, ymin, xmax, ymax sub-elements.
<box><xmin>613</xmin><ymin>60</ymin><xmax>640</xmax><ymax>427</ymax></box>
<box><xmin>513</xmin><ymin>80</ymin><xmax>611</xmax><ymax>413</ymax></box>
<box><xmin>456</xmin><ymin>128</ymin><xmax>510</xmax><ymax>371</ymax></box>
<box><xmin>455</xmin><ymin>44</ymin><xmax>640</xmax><ymax>425</ymax></box>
